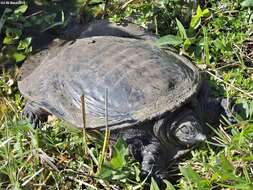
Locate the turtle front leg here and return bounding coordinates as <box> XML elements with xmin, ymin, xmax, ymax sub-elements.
<box><xmin>141</xmin><ymin>140</ymin><xmax>162</xmax><ymax>177</ymax></box>
<box><xmin>113</xmin><ymin>128</ymin><xmax>167</xmax><ymax>182</ymax></box>
<box><xmin>22</xmin><ymin>101</ymin><xmax>49</xmax><ymax>128</ymax></box>
<box><xmin>140</xmin><ymin>137</ymin><xmax>175</xmax><ymax>188</ymax></box>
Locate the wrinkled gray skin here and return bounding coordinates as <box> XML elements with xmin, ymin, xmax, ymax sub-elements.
<box><xmin>20</xmin><ymin>20</ymin><xmax>231</xmax><ymax>183</ymax></box>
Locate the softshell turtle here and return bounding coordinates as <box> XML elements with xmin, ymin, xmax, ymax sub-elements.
<box><xmin>18</xmin><ymin>20</ymin><xmax>229</xmax><ymax>180</ymax></box>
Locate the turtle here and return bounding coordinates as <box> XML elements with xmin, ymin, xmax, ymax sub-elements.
<box><xmin>18</xmin><ymin>20</ymin><xmax>231</xmax><ymax>181</ymax></box>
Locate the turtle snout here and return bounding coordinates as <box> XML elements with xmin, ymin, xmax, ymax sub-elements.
<box><xmin>194</xmin><ymin>132</ymin><xmax>207</xmax><ymax>142</ymax></box>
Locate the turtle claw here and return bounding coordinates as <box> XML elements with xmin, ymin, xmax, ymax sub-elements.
<box><xmin>22</xmin><ymin>106</ymin><xmax>40</xmax><ymax>128</ymax></box>
<box><xmin>140</xmin><ymin>170</ymin><xmax>166</xmax><ymax>189</ymax></box>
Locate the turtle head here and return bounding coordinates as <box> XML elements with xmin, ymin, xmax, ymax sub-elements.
<box><xmin>169</xmin><ymin>109</ymin><xmax>206</xmax><ymax>146</ymax></box>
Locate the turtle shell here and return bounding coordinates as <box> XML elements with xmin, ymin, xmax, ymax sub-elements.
<box><xmin>18</xmin><ymin>36</ymin><xmax>200</xmax><ymax>130</ymax></box>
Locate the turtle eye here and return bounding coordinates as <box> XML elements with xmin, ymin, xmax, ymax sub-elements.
<box><xmin>179</xmin><ymin>124</ymin><xmax>193</xmax><ymax>134</ymax></box>
<box><xmin>173</xmin><ymin>120</ymin><xmax>205</xmax><ymax>145</ymax></box>
<box><xmin>174</xmin><ymin>122</ymin><xmax>196</xmax><ymax>139</ymax></box>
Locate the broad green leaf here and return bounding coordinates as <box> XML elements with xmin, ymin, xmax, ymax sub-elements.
<box><xmin>3</xmin><ymin>36</ymin><xmax>13</xmax><ymax>44</ymax></box>
<box><xmin>113</xmin><ymin>137</ymin><xmax>128</xmax><ymax>156</ymax></box>
<box><xmin>190</xmin><ymin>15</ymin><xmax>201</xmax><ymax>29</ymax></box>
<box><xmin>13</xmin><ymin>53</ymin><xmax>26</xmax><ymax>62</ymax></box>
<box><xmin>150</xmin><ymin>178</ymin><xmax>160</xmax><ymax>190</ymax></box>
<box><xmin>98</xmin><ymin>166</ymin><xmax>113</xmax><ymax>179</ymax></box>
<box><xmin>234</xmin><ymin>183</ymin><xmax>253</xmax><ymax>190</ymax></box>
<box><xmin>183</xmin><ymin>38</ymin><xmax>192</xmax><ymax>50</ymax></box>
<box><xmin>202</xmin><ymin>8</ymin><xmax>210</xmax><ymax>17</ymax></box>
<box><xmin>196</xmin><ymin>6</ymin><xmax>202</xmax><ymax>16</ymax></box>
<box><xmin>176</xmin><ymin>19</ymin><xmax>187</xmax><ymax>39</ymax></box>
<box><xmin>111</xmin><ymin>172</ymin><xmax>127</xmax><ymax>180</ymax></box>
<box><xmin>156</xmin><ymin>35</ymin><xmax>183</xmax><ymax>46</ymax></box>
<box><xmin>237</xmin><ymin>99</ymin><xmax>253</xmax><ymax>119</ymax></box>
<box><xmin>14</xmin><ymin>4</ymin><xmax>28</xmax><ymax>14</ymax></box>
<box><xmin>164</xmin><ymin>180</ymin><xmax>176</xmax><ymax>190</ymax></box>
<box><xmin>134</xmin><ymin>164</ymin><xmax>141</xmax><ymax>182</ymax></box>
<box><xmin>190</xmin><ymin>7</ymin><xmax>210</xmax><ymax>30</ymax></box>
<box><xmin>110</xmin><ymin>149</ymin><xmax>125</xmax><ymax>169</ymax></box>
<box><xmin>17</xmin><ymin>37</ymin><xmax>32</xmax><ymax>50</ymax></box>
<box><xmin>219</xmin><ymin>153</ymin><xmax>234</xmax><ymax>173</ymax></box>
<box><xmin>212</xmin><ymin>153</ymin><xmax>239</xmax><ymax>181</ymax></box>
<box><xmin>241</xmin><ymin>0</ymin><xmax>253</xmax><ymax>7</ymax></box>
<box><xmin>110</xmin><ymin>137</ymin><xmax>128</xmax><ymax>169</ymax></box>
<box><xmin>180</xmin><ymin>166</ymin><xmax>210</xmax><ymax>190</ymax></box>
<box><xmin>5</xmin><ymin>28</ymin><xmax>22</xmax><ymax>41</ymax></box>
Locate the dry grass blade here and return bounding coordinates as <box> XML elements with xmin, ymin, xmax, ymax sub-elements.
<box><xmin>21</xmin><ymin>168</ymin><xmax>44</xmax><ymax>187</ymax></box>
<box><xmin>0</xmin><ymin>8</ymin><xmax>8</xmax><ymax>34</ymax></box>
<box><xmin>0</xmin><ymin>137</ymin><xmax>13</xmax><ymax>148</ymax></box>
<box><xmin>98</xmin><ymin>88</ymin><xmax>110</xmax><ymax>173</ymax></box>
<box><xmin>132</xmin><ymin>170</ymin><xmax>151</xmax><ymax>190</ymax></box>
<box><xmin>38</xmin><ymin>149</ymin><xmax>59</xmax><ymax>172</ymax></box>
<box><xmin>25</xmin><ymin>10</ymin><xmax>43</xmax><ymax>19</ymax></box>
<box><xmin>68</xmin><ymin>176</ymin><xmax>98</xmax><ymax>190</ymax></box>
<box><xmin>121</xmin><ymin>0</ymin><xmax>136</xmax><ymax>9</ymax></box>
<box><xmin>102</xmin><ymin>0</ymin><xmax>109</xmax><ymax>19</ymax></box>
<box><xmin>218</xmin><ymin>124</ymin><xmax>232</xmax><ymax>142</ymax></box>
<box><xmin>206</xmin><ymin>70</ymin><xmax>253</xmax><ymax>99</ymax></box>
<box><xmin>87</xmin><ymin>147</ymin><xmax>99</xmax><ymax>166</ymax></box>
<box><xmin>37</xmin><ymin>171</ymin><xmax>52</xmax><ymax>190</ymax></box>
<box><xmin>81</xmin><ymin>94</ymin><xmax>88</xmax><ymax>155</ymax></box>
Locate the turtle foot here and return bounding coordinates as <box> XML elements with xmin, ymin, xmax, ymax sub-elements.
<box><xmin>140</xmin><ymin>141</ymin><xmax>168</xmax><ymax>188</ymax></box>
<box><xmin>22</xmin><ymin>106</ymin><xmax>40</xmax><ymax>128</ymax></box>
<box><xmin>22</xmin><ymin>101</ymin><xmax>49</xmax><ymax>128</ymax></box>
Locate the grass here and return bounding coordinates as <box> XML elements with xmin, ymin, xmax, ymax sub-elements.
<box><xmin>0</xmin><ymin>0</ymin><xmax>253</xmax><ymax>189</ymax></box>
